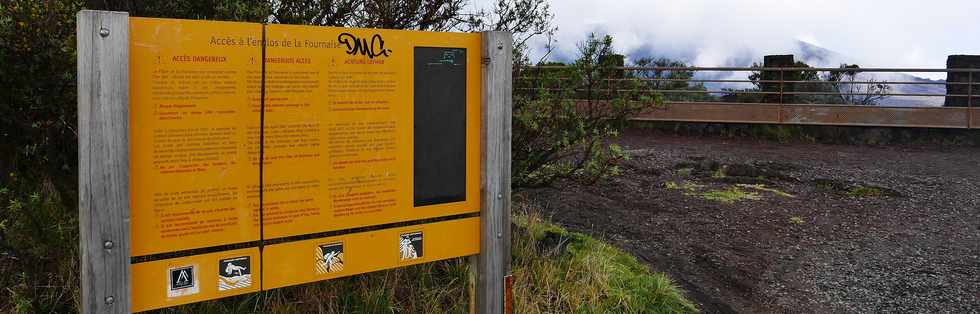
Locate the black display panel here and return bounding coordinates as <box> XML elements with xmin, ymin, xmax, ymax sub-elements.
<box><xmin>413</xmin><ymin>47</ymin><xmax>467</xmax><ymax>207</ymax></box>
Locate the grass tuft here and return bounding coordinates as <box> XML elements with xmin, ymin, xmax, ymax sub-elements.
<box><xmin>675</xmin><ymin>168</ymin><xmax>694</xmax><ymax>178</ymax></box>
<box><xmin>737</xmin><ymin>184</ymin><xmax>796</xmax><ymax>198</ymax></box>
<box><xmin>788</xmin><ymin>216</ymin><xmax>804</xmax><ymax>225</ymax></box>
<box><xmin>847</xmin><ymin>185</ymin><xmax>883</xmax><ymax>197</ymax></box>
<box><xmin>512</xmin><ymin>209</ymin><xmax>698</xmax><ymax>313</ymax></box>
<box><xmin>699</xmin><ymin>187</ymin><xmax>762</xmax><ymax>204</ymax></box>
<box><xmin>663</xmin><ymin>181</ymin><xmax>704</xmax><ymax>192</ymax></box>
<box><xmin>711</xmin><ymin>166</ymin><xmax>727</xmax><ymax>179</ymax></box>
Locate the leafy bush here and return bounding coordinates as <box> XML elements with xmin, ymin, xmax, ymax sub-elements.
<box><xmin>723</xmin><ymin>61</ymin><xmax>890</xmax><ymax>105</ymax></box>
<box><xmin>512</xmin><ymin>34</ymin><xmax>662</xmax><ymax>188</ymax></box>
<box><xmin>1</xmin><ymin>1</ymin><xmax>85</xmax><ymax>312</ymax></box>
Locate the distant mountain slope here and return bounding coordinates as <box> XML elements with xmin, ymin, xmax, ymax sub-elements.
<box><xmin>793</xmin><ymin>41</ymin><xmax>944</xmax><ymax>106</ymax></box>
<box><xmin>796</xmin><ymin>40</ymin><xmax>842</xmax><ymax>66</ymax></box>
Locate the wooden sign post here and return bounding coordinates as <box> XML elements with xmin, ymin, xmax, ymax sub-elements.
<box><xmin>476</xmin><ymin>31</ymin><xmax>513</xmax><ymax>314</ymax></box>
<box><xmin>77</xmin><ymin>10</ymin><xmax>511</xmax><ymax>314</ymax></box>
<box><xmin>77</xmin><ymin>10</ymin><xmax>131</xmax><ymax>314</ymax></box>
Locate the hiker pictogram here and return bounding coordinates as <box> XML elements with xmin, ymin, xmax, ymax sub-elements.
<box><xmin>218</xmin><ymin>257</ymin><xmax>252</xmax><ymax>291</ymax></box>
<box><xmin>316</xmin><ymin>243</ymin><xmax>345</xmax><ymax>274</ymax></box>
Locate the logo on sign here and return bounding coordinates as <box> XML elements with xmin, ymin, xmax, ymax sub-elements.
<box><xmin>167</xmin><ymin>265</ymin><xmax>199</xmax><ymax>297</ymax></box>
<box><xmin>218</xmin><ymin>256</ymin><xmax>252</xmax><ymax>291</ymax></box>
<box><xmin>338</xmin><ymin>33</ymin><xmax>392</xmax><ymax>58</ymax></box>
<box><xmin>399</xmin><ymin>231</ymin><xmax>423</xmax><ymax>261</ymax></box>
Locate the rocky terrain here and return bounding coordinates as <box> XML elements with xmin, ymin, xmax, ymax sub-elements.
<box><xmin>521</xmin><ymin>130</ymin><xmax>980</xmax><ymax>313</ymax></box>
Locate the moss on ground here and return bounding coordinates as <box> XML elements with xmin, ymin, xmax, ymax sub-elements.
<box><xmin>664</xmin><ymin>180</ymin><xmax>705</xmax><ymax>192</ymax></box>
<box><xmin>699</xmin><ymin>187</ymin><xmax>762</xmax><ymax>204</ymax></box>
<box><xmin>737</xmin><ymin>184</ymin><xmax>796</xmax><ymax>198</ymax></box>
<box><xmin>847</xmin><ymin>185</ymin><xmax>884</xmax><ymax>197</ymax></box>
<box><xmin>512</xmin><ymin>211</ymin><xmax>698</xmax><ymax>313</ymax></box>
<box><xmin>664</xmin><ymin>179</ymin><xmax>797</xmax><ymax>204</ymax></box>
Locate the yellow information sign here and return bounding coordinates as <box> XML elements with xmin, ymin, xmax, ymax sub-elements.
<box><xmin>262</xmin><ymin>217</ymin><xmax>479</xmax><ymax>290</ymax></box>
<box><xmin>127</xmin><ymin>17</ymin><xmax>483</xmax><ymax>312</ymax></box>
<box><xmin>129</xmin><ymin>18</ymin><xmax>262</xmax><ymax>256</ymax></box>
<box><xmin>261</xmin><ymin>24</ymin><xmax>482</xmax><ymax>239</ymax></box>
<box><xmin>131</xmin><ymin>247</ymin><xmax>261</xmax><ymax>311</ymax></box>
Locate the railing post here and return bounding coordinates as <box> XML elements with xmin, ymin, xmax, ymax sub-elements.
<box><xmin>778</xmin><ymin>68</ymin><xmax>785</xmax><ymax>123</ymax></box>
<box><xmin>77</xmin><ymin>10</ymin><xmax>131</xmax><ymax>314</ymax></box>
<box><xmin>969</xmin><ymin>71</ymin><xmax>974</xmax><ymax>129</ymax></box>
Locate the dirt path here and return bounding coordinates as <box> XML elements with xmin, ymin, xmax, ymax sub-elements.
<box><xmin>520</xmin><ymin>130</ymin><xmax>980</xmax><ymax>313</ymax></box>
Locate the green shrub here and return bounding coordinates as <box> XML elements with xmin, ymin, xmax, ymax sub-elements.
<box><xmin>512</xmin><ymin>34</ymin><xmax>663</xmax><ymax>188</ymax></box>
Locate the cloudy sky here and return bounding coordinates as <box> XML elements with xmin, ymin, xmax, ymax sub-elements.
<box><xmin>511</xmin><ymin>0</ymin><xmax>980</xmax><ymax>78</ymax></box>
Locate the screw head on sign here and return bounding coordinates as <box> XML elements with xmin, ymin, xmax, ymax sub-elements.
<box><xmin>105</xmin><ymin>296</ymin><xmax>114</xmax><ymax>305</ymax></box>
<box><xmin>103</xmin><ymin>241</ymin><xmax>114</xmax><ymax>250</ymax></box>
<box><xmin>99</xmin><ymin>27</ymin><xmax>110</xmax><ymax>38</ymax></box>
<box><xmin>496</xmin><ymin>194</ymin><xmax>502</xmax><ymax>199</ymax></box>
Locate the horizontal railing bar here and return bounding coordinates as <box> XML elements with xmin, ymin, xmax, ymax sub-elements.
<box><xmin>523</xmin><ymin>66</ymin><xmax>980</xmax><ymax>73</ymax></box>
<box><xmin>514</xmin><ymin>77</ymin><xmax>970</xmax><ymax>86</ymax></box>
<box><xmin>515</xmin><ymin>87</ymin><xmax>978</xmax><ymax>97</ymax></box>
<box><xmin>571</xmin><ymin>99</ymin><xmax>975</xmax><ymax>109</ymax></box>
<box><xmin>784</xmin><ymin>91</ymin><xmax>951</xmax><ymax>97</ymax></box>
<box><xmin>516</xmin><ymin>88</ymin><xmax>767</xmax><ymax>94</ymax></box>
<box><xmin>631</xmin><ymin>117</ymin><xmax>972</xmax><ymax>129</ymax></box>
<box><xmin>655</xmin><ymin>101</ymin><xmax>939</xmax><ymax>108</ymax></box>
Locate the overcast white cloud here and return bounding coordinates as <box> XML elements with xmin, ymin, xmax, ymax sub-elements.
<box><xmin>513</xmin><ymin>0</ymin><xmax>980</xmax><ymax>76</ymax></box>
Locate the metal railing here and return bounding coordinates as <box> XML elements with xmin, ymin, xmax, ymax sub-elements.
<box><xmin>514</xmin><ymin>66</ymin><xmax>979</xmax><ymax>129</ymax></box>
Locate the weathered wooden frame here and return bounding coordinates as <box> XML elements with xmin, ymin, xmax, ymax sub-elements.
<box><xmin>77</xmin><ymin>10</ymin><xmax>512</xmax><ymax>314</ymax></box>
<box><xmin>77</xmin><ymin>10</ymin><xmax>131</xmax><ymax>314</ymax></box>
<box><xmin>473</xmin><ymin>31</ymin><xmax>514</xmax><ymax>314</ymax></box>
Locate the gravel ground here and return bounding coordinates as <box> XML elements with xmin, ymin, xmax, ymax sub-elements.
<box><xmin>520</xmin><ymin>130</ymin><xmax>980</xmax><ymax>313</ymax></box>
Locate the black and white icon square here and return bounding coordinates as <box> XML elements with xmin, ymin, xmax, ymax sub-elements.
<box><xmin>167</xmin><ymin>265</ymin><xmax>199</xmax><ymax>297</ymax></box>
<box><xmin>399</xmin><ymin>231</ymin><xmax>423</xmax><ymax>261</ymax></box>
<box><xmin>218</xmin><ymin>256</ymin><xmax>252</xmax><ymax>291</ymax></box>
<box><xmin>170</xmin><ymin>266</ymin><xmax>194</xmax><ymax>290</ymax></box>
<box><xmin>316</xmin><ymin>243</ymin><xmax>345</xmax><ymax>274</ymax></box>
